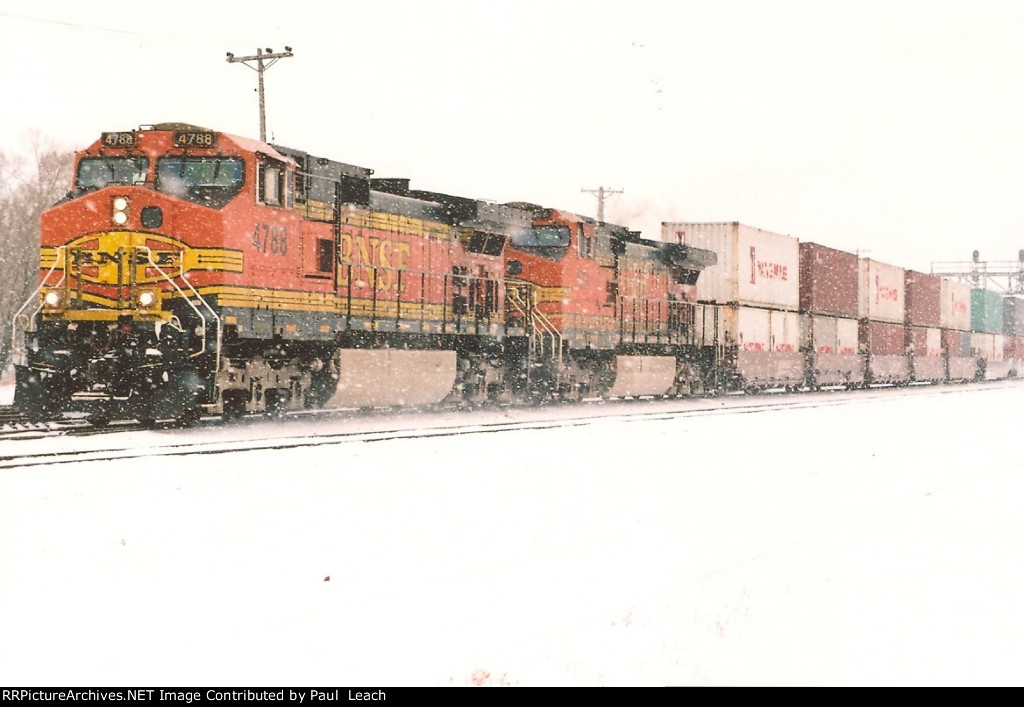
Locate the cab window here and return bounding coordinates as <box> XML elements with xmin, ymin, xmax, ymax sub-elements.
<box><xmin>76</xmin><ymin>157</ymin><xmax>149</xmax><ymax>191</ymax></box>
<box><xmin>258</xmin><ymin>160</ymin><xmax>293</xmax><ymax>208</ymax></box>
<box><xmin>155</xmin><ymin>156</ymin><xmax>244</xmax><ymax>209</ymax></box>
<box><xmin>511</xmin><ymin>225</ymin><xmax>571</xmax><ymax>248</ymax></box>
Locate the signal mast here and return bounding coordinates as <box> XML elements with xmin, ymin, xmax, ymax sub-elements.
<box><xmin>931</xmin><ymin>251</ymin><xmax>1024</xmax><ymax>294</ymax></box>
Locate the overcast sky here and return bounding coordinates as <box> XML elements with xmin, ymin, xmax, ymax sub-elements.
<box><xmin>2</xmin><ymin>0</ymin><xmax>1022</xmax><ymax>273</ymax></box>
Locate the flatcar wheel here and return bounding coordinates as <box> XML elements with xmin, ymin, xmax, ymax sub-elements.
<box><xmin>138</xmin><ymin>418</ymin><xmax>157</xmax><ymax>429</ymax></box>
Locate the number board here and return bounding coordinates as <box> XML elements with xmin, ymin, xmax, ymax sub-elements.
<box><xmin>101</xmin><ymin>132</ymin><xmax>136</xmax><ymax>148</ymax></box>
<box><xmin>173</xmin><ymin>131</ymin><xmax>217</xmax><ymax>148</ymax></box>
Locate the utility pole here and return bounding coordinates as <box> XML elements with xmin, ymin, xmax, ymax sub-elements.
<box><xmin>226</xmin><ymin>46</ymin><xmax>294</xmax><ymax>142</ymax></box>
<box><xmin>581</xmin><ymin>186</ymin><xmax>623</xmax><ymax>223</ymax></box>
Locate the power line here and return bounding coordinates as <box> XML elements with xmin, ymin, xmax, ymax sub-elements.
<box><xmin>0</xmin><ymin>9</ymin><xmax>237</xmax><ymax>46</ymax></box>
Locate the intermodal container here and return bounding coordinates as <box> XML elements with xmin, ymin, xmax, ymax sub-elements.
<box><xmin>940</xmin><ymin>278</ymin><xmax>972</xmax><ymax>331</ymax></box>
<box><xmin>973</xmin><ymin>332</ymin><xmax>1011</xmax><ymax>379</ymax></box>
<box><xmin>799</xmin><ymin>242</ymin><xmax>859</xmax><ymax>318</ymax></box>
<box><xmin>943</xmin><ymin>328</ymin><xmax>977</xmax><ymax>380</ymax></box>
<box><xmin>907</xmin><ymin>325</ymin><xmax>944</xmax><ymax>381</ymax></box>
<box><xmin>1005</xmin><ymin>335</ymin><xmax>1024</xmax><ymax>361</ymax></box>
<box><xmin>860</xmin><ymin>319</ymin><xmax>909</xmax><ymax>384</ymax></box>
<box><xmin>906</xmin><ymin>326</ymin><xmax>942</xmax><ymax>357</ymax></box>
<box><xmin>971</xmin><ymin>332</ymin><xmax>1004</xmax><ymax>361</ymax></box>
<box><xmin>663</xmin><ymin>222</ymin><xmax>799</xmax><ymax>310</ymax></box>
<box><xmin>801</xmin><ymin>313</ymin><xmax>864</xmax><ymax>386</ymax></box>
<box><xmin>1003</xmin><ymin>297</ymin><xmax>1024</xmax><ymax>337</ymax></box>
<box><xmin>858</xmin><ymin>258</ymin><xmax>905</xmax><ymax>323</ymax></box>
<box><xmin>692</xmin><ymin>304</ymin><xmax>803</xmax><ymax>387</ymax></box>
<box><xmin>942</xmin><ymin>328</ymin><xmax>972</xmax><ymax>358</ymax></box>
<box><xmin>971</xmin><ymin>289</ymin><xmax>1004</xmax><ymax>334</ymax></box>
<box><xmin>904</xmin><ymin>271</ymin><xmax>942</xmax><ymax>328</ymax></box>
<box><xmin>860</xmin><ymin>320</ymin><xmax>906</xmax><ymax>355</ymax></box>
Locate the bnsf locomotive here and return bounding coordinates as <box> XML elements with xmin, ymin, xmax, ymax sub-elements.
<box><xmin>11</xmin><ymin>123</ymin><xmax>715</xmax><ymax>424</ymax></box>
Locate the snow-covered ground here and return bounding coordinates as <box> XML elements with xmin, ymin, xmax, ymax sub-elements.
<box><xmin>1</xmin><ymin>383</ymin><xmax>1023</xmax><ymax>686</ymax></box>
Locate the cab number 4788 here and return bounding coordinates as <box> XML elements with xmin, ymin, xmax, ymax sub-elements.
<box><xmin>253</xmin><ymin>224</ymin><xmax>288</xmax><ymax>256</ymax></box>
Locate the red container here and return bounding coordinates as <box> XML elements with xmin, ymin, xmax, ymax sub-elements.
<box><xmin>860</xmin><ymin>320</ymin><xmax>906</xmax><ymax>355</ymax></box>
<box><xmin>942</xmin><ymin>328</ymin><xmax>972</xmax><ymax>357</ymax></box>
<box><xmin>1005</xmin><ymin>335</ymin><xmax>1024</xmax><ymax>360</ymax></box>
<box><xmin>904</xmin><ymin>271</ymin><xmax>942</xmax><ymax>328</ymax></box>
<box><xmin>799</xmin><ymin>242</ymin><xmax>859</xmax><ymax>318</ymax></box>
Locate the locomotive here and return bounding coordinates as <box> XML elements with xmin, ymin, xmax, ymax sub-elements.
<box><xmin>10</xmin><ymin>123</ymin><xmax>716</xmax><ymax>424</ymax></box>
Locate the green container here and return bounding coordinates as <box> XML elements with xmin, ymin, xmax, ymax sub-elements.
<box><xmin>971</xmin><ymin>288</ymin><xmax>1004</xmax><ymax>334</ymax></box>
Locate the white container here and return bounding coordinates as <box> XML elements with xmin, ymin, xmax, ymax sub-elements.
<box><xmin>770</xmin><ymin>309</ymin><xmax>800</xmax><ymax>353</ymax></box>
<box><xmin>801</xmin><ymin>313</ymin><xmax>865</xmax><ymax>386</ymax></box>
<box><xmin>940</xmin><ymin>277</ymin><xmax>972</xmax><ymax>332</ymax></box>
<box><xmin>971</xmin><ymin>332</ymin><xmax>1005</xmax><ymax>361</ymax></box>
<box><xmin>837</xmin><ymin>317</ymin><xmax>859</xmax><ymax>355</ymax></box>
<box><xmin>858</xmin><ymin>258</ymin><xmax>905</xmax><ymax>323</ymax></box>
<box><xmin>802</xmin><ymin>314</ymin><xmax>858</xmax><ymax>355</ymax></box>
<box><xmin>663</xmin><ymin>222</ymin><xmax>799</xmax><ymax>310</ymax></box>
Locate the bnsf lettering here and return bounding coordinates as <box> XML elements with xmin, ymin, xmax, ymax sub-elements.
<box><xmin>73</xmin><ymin>250</ymin><xmax>179</xmax><ymax>266</ymax></box>
<box><xmin>338</xmin><ymin>233</ymin><xmax>412</xmax><ymax>292</ymax></box>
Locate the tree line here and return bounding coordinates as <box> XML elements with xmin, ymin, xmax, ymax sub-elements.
<box><xmin>0</xmin><ymin>134</ymin><xmax>73</xmax><ymax>374</ymax></box>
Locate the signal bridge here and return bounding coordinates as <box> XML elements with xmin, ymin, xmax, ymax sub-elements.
<box><xmin>931</xmin><ymin>251</ymin><xmax>1024</xmax><ymax>294</ymax></box>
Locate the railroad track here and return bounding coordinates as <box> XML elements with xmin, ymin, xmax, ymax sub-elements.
<box><xmin>1</xmin><ymin>379</ymin><xmax>1017</xmax><ymax>470</ymax></box>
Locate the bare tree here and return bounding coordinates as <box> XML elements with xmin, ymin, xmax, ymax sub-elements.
<box><xmin>0</xmin><ymin>133</ymin><xmax>73</xmax><ymax>374</ymax></box>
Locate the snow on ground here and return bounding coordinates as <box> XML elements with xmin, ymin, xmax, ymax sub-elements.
<box><xmin>1</xmin><ymin>384</ymin><xmax>1023</xmax><ymax>686</ymax></box>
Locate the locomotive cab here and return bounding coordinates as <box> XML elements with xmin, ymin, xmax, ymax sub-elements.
<box><xmin>13</xmin><ymin>124</ymin><xmax>300</xmax><ymax>424</ymax></box>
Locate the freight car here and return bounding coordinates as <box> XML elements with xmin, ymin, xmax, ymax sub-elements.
<box><xmin>9</xmin><ymin>123</ymin><xmax>717</xmax><ymax>424</ymax></box>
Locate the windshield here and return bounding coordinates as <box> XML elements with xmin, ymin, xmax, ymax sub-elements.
<box><xmin>511</xmin><ymin>225</ymin><xmax>571</xmax><ymax>248</ymax></box>
<box><xmin>76</xmin><ymin>157</ymin><xmax>149</xmax><ymax>191</ymax></box>
<box><xmin>156</xmin><ymin>157</ymin><xmax>245</xmax><ymax>209</ymax></box>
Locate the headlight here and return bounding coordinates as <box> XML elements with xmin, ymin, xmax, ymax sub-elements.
<box><xmin>137</xmin><ymin>289</ymin><xmax>160</xmax><ymax>309</ymax></box>
<box><xmin>112</xmin><ymin>196</ymin><xmax>129</xmax><ymax>226</ymax></box>
<box><xmin>42</xmin><ymin>289</ymin><xmax>64</xmax><ymax>310</ymax></box>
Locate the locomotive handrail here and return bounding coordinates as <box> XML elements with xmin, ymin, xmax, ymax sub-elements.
<box><xmin>8</xmin><ymin>245</ymin><xmax>67</xmax><ymax>366</ymax></box>
<box><xmin>140</xmin><ymin>247</ymin><xmax>222</xmax><ymax>377</ymax></box>
<box><xmin>507</xmin><ymin>285</ymin><xmax>563</xmax><ymax>378</ymax></box>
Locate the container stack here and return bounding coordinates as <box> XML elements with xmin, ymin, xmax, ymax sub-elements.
<box><xmin>664</xmin><ymin>222</ymin><xmax>802</xmax><ymax>389</ymax></box>
<box><xmin>1003</xmin><ymin>297</ymin><xmax>1024</xmax><ymax>375</ymax></box>
<box><xmin>972</xmin><ymin>288</ymin><xmax>1009</xmax><ymax>379</ymax></box>
<box><xmin>858</xmin><ymin>258</ymin><xmax>909</xmax><ymax>384</ymax></box>
<box><xmin>904</xmin><ymin>271</ymin><xmax>944</xmax><ymax>382</ymax></box>
<box><xmin>798</xmin><ymin>243</ymin><xmax>863</xmax><ymax>387</ymax></box>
